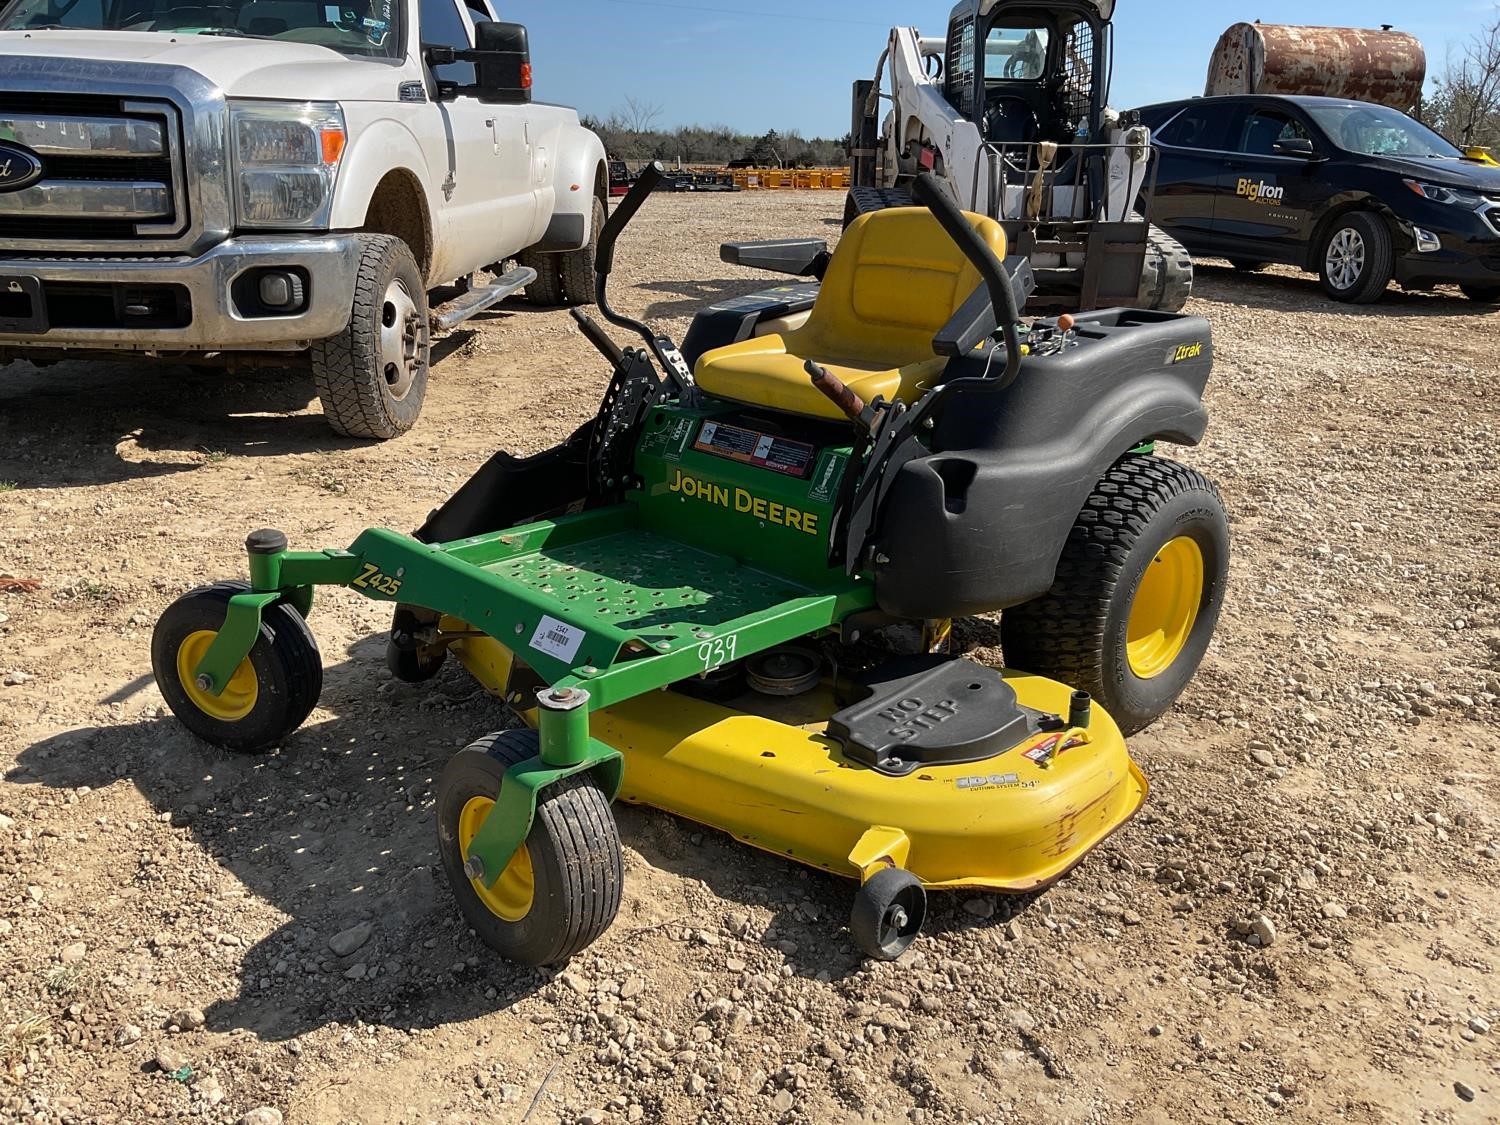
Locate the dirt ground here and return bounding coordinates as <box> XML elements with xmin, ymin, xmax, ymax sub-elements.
<box><xmin>1</xmin><ymin>191</ymin><xmax>1497</xmax><ymax>1125</ymax></box>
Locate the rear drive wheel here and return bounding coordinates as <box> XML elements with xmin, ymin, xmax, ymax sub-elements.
<box><xmin>558</xmin><ymin>195</ymin><xmax>606</xmax><ymax>306</ymax></box>
<box><xmin>851</xmin><ymin>867</ymin><xmax>926</xmax><ymax>962</ymax></box>
<box><xmin>519</xmin><ymin>247</ymin><xmax>564</xmax><ymax>306</ymax></box>
<box><xmin>1318</xmin><ymin>212</ymin><xmax>1393</xmax><ymax>303</ymax></box>
<box><xmin>436</xmin><ymin>730</ymin><xmax>622</xmax><ymax>966</ymax></box>
<box><xmin>1461</xmin><ymin>284</ymin><xmax>1500</xmax><ymax>304</ymax></box>
<box><xmin>1001</xmin><ymin>455</ymin><xmax>1229</xmax><ymax>735</ymax></box>
<box><xmin>152</xmin><ymin>581</ymin><xmax>322</xmax><ymax>753</ymax></box>
<box><xmin>311</xmin><ymin>234</ymin><xmax>429</xmax><ymax>439</ymax></box>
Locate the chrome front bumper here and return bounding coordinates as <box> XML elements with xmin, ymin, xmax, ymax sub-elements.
<box><xmin>0</xmin><ymin>235</ymin><xmax>360</xmax><ymax>352</ymax></box>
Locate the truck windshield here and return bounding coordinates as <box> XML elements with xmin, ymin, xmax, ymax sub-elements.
<box><xmin>1305</xmin><ymin>103</ymin><xmax>1463</xmax><ymax>160</ymax></box>
<box><xmin>0</xmin><ymin>0</ymin><xmax>402</xmax><ymax>57</ymax></box>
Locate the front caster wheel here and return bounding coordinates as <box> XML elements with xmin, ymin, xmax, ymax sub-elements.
<box><xmin>436</xmin><ymin>730</ymin><xmax>622</xmax><ymax>966</ymax></box>
<box><xmin>851</xmin><ymin>867</ymin><xmax>927</xmax><ymax>962</ymax></box>
<box><xmin>386</xmin><ymin>606</ymin><xmax>446</xmax><ymax>683</ymax></box>
<box><xmin>151</xmin><ymin>581</ymin><xmax>322</xmax><ymax>753</ymax></box>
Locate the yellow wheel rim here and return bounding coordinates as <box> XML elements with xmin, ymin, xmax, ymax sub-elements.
<box><xmin>1126</xmin><ymin>536</ymin><xmax>1205</xmax><ymax>680</ymax></box>
<box><xmin>176</xmin><ymin>630</ymin><xmax>259</xmax><ymax>722</ymax></box>
<box><xmin>457</xmin><ymin>796</ymin><xmax>535</xmax><ymax>922</ymax></box>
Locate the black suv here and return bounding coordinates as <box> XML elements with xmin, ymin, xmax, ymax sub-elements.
<box><xmin>1132</xmin><ymin>94</ymin><xmax>1500</xmax><ymax>304</ymax></box>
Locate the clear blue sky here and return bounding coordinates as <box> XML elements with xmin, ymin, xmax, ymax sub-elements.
<box><xmin>504</xmin><ymin>0</ymin><xmax>1488</xmax><ymax>136</ymax></box>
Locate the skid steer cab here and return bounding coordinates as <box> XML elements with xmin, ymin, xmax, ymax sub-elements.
<box><xmin>152</xmin><ymin>164</ymin><xmax>1230</xmax><ymax>967</ymax></box>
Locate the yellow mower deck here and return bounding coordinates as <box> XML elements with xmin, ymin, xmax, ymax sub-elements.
<box><xmin>451</xmin><ymin>638</ymin><xmax>1145</xmax><ymax>891</ymax></box>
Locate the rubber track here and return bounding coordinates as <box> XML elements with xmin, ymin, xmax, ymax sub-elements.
<box><xmin>1000</xmin><ymin>456</ymin><xmax>1222</xmax><ymax>692</ymax></box>
<box><xmin>310</xmin><ymin>234</ymin><xmax>422</xmax><ymax>440</ymax></box>
<box><xmin>1136</xmin><ymin>226</ymin><xmax>1194</xmax><ymax>312</ymax></box>
<box><xmin>479</xmin><ymin>731</ymin><xmax>622</xmax><ymax>963</ymax></box>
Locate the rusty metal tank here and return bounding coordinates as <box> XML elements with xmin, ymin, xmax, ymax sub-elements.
<box><xmin>1205</xmin><ymin>23</ymin><xmax>1427</xmax><ymax>111</ymax></box>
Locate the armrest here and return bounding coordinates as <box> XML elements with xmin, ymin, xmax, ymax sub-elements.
<box><xmin>720</xmin><ymin>239</ymin><xmax>831</xmax><ymax>279</ymax></box>
<box><xmin>933</xmin><ymin>256</ymin><xmax>1037</xmax><ymax>358</ymax></box>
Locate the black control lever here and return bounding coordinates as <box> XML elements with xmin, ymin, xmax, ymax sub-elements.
<box><xmin>587</xmin><ymin>162</ymin><xmax>694</xmax><ymax>392</ymax></box>
<box><xmin>910</xmin><ymin>172</ymin><xmax>1024</xmax><ymax>388</ymax></box>
<box><xmin>570</xmin><ymin>308</ymin><xmax>623</xmax><ymax>367</ymax></box>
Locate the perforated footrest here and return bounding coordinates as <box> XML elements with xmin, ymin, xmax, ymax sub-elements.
<box><xmin>829</xmin><ymin>656</ymin><xmax>1038</xmax><ymax>777</ymax></box>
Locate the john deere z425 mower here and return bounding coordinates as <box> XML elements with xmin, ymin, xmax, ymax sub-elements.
<box><xmin>152</xmin><ymin>165</ymin><xmax>1229</xmax><ymax>964</ymax></box>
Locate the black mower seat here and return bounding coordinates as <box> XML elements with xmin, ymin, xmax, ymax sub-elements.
<box><xmin>694</xmin><ymin>207</ymin><xmax>1008</xmax><ymax>422</ymax></box>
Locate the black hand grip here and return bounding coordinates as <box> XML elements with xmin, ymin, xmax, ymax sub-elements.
<box><xmin>596</xmin><ymin>161</ymin><xmax>664</xmax><ymax>277</ymax></box>
<box><xmin>570</xmin><ymin>308</ymin><xmax>623</xmax><ymax>366</ymax></box>
<box><xmin>910</xmin><ymin>172</ymin><xmax>1023</xmax><ymax>384</ymax></box>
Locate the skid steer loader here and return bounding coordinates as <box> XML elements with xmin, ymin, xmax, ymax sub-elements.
<box><xmin>846</xmin><ymin>0</ymin><xmax>1193</xmax><ymax>313</ymax></box>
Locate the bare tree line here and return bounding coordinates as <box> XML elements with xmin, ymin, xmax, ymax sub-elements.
<box><xmin>582</xmin><ymin>99</ymin><xmax>850</xmax><ymax>167</ymax></box>
<box><xmin>1424</xmin><ymin>9</ymin><xmax>1500</xmax><ymax>149</ymax></box>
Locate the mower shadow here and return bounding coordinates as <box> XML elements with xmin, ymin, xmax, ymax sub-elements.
<box><xmin>10</xmin><ymin>628</ymin><xmax>1049</xmax><ymax>1026</ymax></box>
<box><xmin>1190</xmin><ymin>263</ymin><xmax>1487</xmax><ymax>317</ymax></box>
<box><xmin>8</xmin><ymin>648</ymin><xmax>555</xmax><ymax>1041</ymax></box>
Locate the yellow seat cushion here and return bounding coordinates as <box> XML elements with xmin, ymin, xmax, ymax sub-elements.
<box><xmin>695</xmin><ymin>206</ymin><xmax>1008</xmax><ymax>421</ymax></box>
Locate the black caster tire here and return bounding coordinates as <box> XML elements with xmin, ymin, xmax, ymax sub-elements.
<box><xmin>436</xmin><ymin>730</ymin><xmax>622</xmax><ymax>967</ymax></box>
<box><xmin>151</xmin><ymin>581</ymin><xmax>322</xmax><ymax>754</ymax></box>
<box><xmin>851</xmin><ymin>867</ymin><xmax>926</xmax><ymax>962</ymax></box>
<box><xmin>386</xmin><ymin>606</ymin><xmax>446</xmax><ymax>683</ymax></box>
<box><xmin>1001</xmin><ymin>455</ymin><xmax>1230</xmax><ymax>735</ymax></box>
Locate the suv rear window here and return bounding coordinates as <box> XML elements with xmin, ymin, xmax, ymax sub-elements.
<box><xmin>1156</xmin><ymin>104</ymin><xmax>1236</xmax><ymax>151</ymax></box>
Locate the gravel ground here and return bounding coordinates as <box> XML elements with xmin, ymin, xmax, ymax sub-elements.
<box><xmin>0</xmin><ymin>191</ymin><xmax>1497</xmax><ymax>1125</ymax></box>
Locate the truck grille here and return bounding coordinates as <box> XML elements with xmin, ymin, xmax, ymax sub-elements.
<box><xmin>0</xmin><ymin>94</ymin><xmax>187</xmax><ymax>248</ymax></box>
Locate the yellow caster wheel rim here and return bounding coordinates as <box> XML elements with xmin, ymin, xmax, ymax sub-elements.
<box><xmin>458</xmin><ymin>796</ymin><xmax>535</xmax><ymax>922</ymax></box>
<box><xmin>1126</xmin><ymin>536</ymin><xmax>1204</xmax><ymax>680</ymax></box>
<box><xmin>176</xmin><ymin>630</ymin><xmax>259</xmax><ymax>721</ymax></box>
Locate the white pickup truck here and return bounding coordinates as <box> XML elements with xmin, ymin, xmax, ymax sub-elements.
<box><xmin>0</xmin><ymin>0</ymin><xmax>607</xmax><ymax>438</ymax></box>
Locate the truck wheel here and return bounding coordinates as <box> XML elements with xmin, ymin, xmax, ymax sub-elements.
<box><xmin>843</xmin><ymin>186</ymin><xmax>915</xmax><ymax>229</ymax></box>
<box><xmin>1318</xmin><ymin>212</ymin><xmax>1393</xmax><ymax>304</ymax></box>
<box><xmin>519</xmin><ymin>248</ymin><xmax>564</xmax><ymax>307</ymax></box>
<box><xmin>1000</xmin><ymin>455</ymin><xmax>1229</xmax><ymax>736</ymax></box>
<box><xmin>311</xmin><ymin>234</ymin><xmax>429</xmax><ymax>440</ymax></box>
<box><xmin>1136</xmin><ymin>227</ymin><xmax>1194</xmax><ymax>312</ymax></box>
<box><xmin>558</xmin><ymin>196</ymin><xmax>605</xmax><ymax>306</ymax></box>
<box><xmin>1461</xmin><ymin>284</ymin><xmax>1500</xmax><ymax>304</ymax></box>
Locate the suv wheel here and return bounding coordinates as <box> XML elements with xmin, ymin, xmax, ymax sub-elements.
<box><xmin>1318</xmin><ymin>213</ymin><xmax>1393</xmax><ymax>304</ymax></box>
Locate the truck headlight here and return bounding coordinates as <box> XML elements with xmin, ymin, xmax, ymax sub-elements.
<box><xmin>1404</xmin><ymin>180</ymin><xmax>1483</xmax><ymax>209</ymax></box>
<box><xmin>230</xmin><ymin>102</ymin><xmax>346</xmax><ymax>229</ymax></box>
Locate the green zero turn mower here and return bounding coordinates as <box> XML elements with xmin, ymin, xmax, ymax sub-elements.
<box><xmin>152</xmin><ymin>165</ymin><xmax>1229</xmax><ymax>964</ymax></box>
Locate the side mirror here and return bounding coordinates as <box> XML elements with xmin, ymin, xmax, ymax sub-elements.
<box><xmin>472</xmin><ymin>21</ymin><xmax>531</xmax><ymax>103</ymax></box>
<box><xmin>1273</xmin><ymin>136</ymin><xmax>1317</xmax><ymax>159</ymax></box>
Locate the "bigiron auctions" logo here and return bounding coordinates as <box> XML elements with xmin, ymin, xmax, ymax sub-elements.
<box><xmin>1236</xmin><ymin>177</ymin><xmax>1285</xmax><ymax>206</ymax></box>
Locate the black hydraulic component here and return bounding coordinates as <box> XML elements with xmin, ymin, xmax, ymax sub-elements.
<box><xmin>910</xmin><ymin>172</ymin><xmax>1024</xmax><ymax>387</ymax></box>
<box><xmin>829</xmin><ymin>656</ymin><xmax>1037</xmax><ymax>778</ymax></box>
<box><xmin>570</xmin><ymin>308</ymin><xmax>623</xmax><ymax>366</ymax></box>
<box><xmin>720</xmin><ymin>239</ymin><xmax>831</xmax><ymax>279</ymax></box>
<box><xmin>1069</xmin><ymin>690</ymin><xmax>1093</xmax><ymax>729</ymax></box>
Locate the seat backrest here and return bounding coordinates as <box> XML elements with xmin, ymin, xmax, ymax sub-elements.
<box><xmin>797</xmin><ymin>207</ymin><xmax>1008</xmax><ymax>368</ymax></box>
